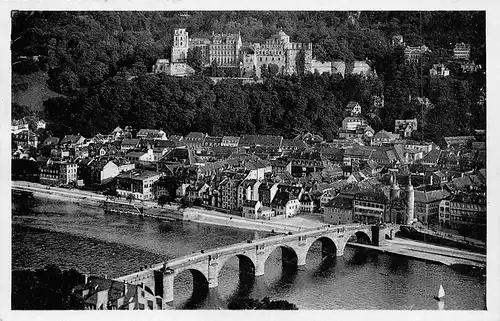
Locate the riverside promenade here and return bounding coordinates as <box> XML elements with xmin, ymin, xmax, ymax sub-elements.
<box><xmin>11</xmin><ymin>181</ymin><xmax>318</xmax><ymax>234</ymax></box>
<box><xmin>12</xmin><ymin>180</ymin><xmax>487</xmax><ymax>268</ymax></box>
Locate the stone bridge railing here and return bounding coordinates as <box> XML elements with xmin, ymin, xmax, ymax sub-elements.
<box><xmin>115</xmin><ymin>224</ymin><xmax>391</xmax><ymax>309</ymax></box>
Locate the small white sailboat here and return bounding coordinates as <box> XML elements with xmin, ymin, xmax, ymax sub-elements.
<box><xmin>434</xmin><ymin>284</ymin><xmax>445</xmax><ymax>301</ymax></box>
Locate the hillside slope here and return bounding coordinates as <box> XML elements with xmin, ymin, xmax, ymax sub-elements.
<box><xmin>12</xmin><ymin>71</ymin><xmax>65</xmax><ymax>112</ymax></box>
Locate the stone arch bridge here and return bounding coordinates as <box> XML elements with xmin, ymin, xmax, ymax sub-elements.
<box><xmin>115</xmin><ymin>224</ymin><xmax>391</xmax><ymax>308</ymax></box>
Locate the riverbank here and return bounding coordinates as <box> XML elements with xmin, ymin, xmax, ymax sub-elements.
<box><xmin>348</xmin><ymin>237</ymin><xmax>486</xmax><ymax>268</ymax></box>
<box><xmin>12</xmin><ymin>181</ymin><xmax>313</xmax><ymax>234</ymax></box>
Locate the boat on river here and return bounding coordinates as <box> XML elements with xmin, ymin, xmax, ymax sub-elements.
<box><xmin>434</xmin><ymin>284</ymin><xmax>445</xmax><ymax>301</ymax></box>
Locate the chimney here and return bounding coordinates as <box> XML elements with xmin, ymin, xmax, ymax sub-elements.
<box><xmin>124</xmin><ymin>281</ymin><xmax>128</xmax><ymax>294</ymax></box>
<box><xmin>84</xmin><ymin>274</ymin><xmax>88</xmax><ymax>284</ymax></box>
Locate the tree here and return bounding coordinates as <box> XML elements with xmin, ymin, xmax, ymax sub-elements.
<box><xmin>12</xmin><ymin>264</ymin><xmax>85</xmax><ymax>310</ymax></box>
<box><xmin>268</xmin><ymin>63</ymin><xmax>280</xmax><ymax>77</ymax></box>
<box><xmin>158</xmin><ymin>194</ymin><xmax>169</xmax><ymax>208</ymax></box>
<box><xmin>126</xmin><ymin>193</ymin><xmax>134</xmax><ymax>203</ymax></box>
<box><xmin>227</xmin><ymin>297</ymin><xmax>298</xmax><ymax>310</ymax></box>
<box><xmin>187</xmin><ymin>47</ymin><xmax>204</xmax><ymax>73</ymax></box>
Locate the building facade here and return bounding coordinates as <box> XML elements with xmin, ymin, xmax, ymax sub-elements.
<box><xmin>115</xmin><ymin>170</ymin><xmax>161</xmax><ymax>200</ymax></box>
<box><xmin>453</xmin><ymin>42</ymin><xmax>471</xmax><ymax>60</ymax></box>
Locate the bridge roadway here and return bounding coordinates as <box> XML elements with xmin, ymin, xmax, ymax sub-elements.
<box><xmin>115</xmin><ymin>223</ymin><xmax>390</xmax><ymax>308</ymax></box>
<box><xmin>115</xmin><ymin>224</ymin><xmax>374</xmax><ymax>281</ymax></box>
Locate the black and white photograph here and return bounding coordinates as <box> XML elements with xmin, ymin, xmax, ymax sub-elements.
<box><xmin>2</xmin><ymin>3</ymin><xmax>499</xmax><ymax>320</ymax></box>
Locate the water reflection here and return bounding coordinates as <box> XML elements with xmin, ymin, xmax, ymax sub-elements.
<box><xmin>12</xmin><ymin>197</ymin><xmax>487</xmax><ymax>310</ymax></box>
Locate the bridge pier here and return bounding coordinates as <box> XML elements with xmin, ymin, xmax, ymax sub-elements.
<box><xmin>255</xmin><ymin>259</ymin><xmax>265</xmax><ymax>276</ymax></box>
<box><xmin>333</xmin><ymin>238</ymin><xmax>346</xmax><ymax>257</ymax></box>
<box><xmin>162</xmin><ymin>273</ymin><xmax>174</xmax><ymax>307</ymax></box>
<box><xmin>208</xmin><ymin>258</ymin><xmax>219</xmax><ymax>288</ymax></box>
<box><xmin>297</xmin><ymin>255</ymin><xmax>307</xmax><ymax>266</ymax></box>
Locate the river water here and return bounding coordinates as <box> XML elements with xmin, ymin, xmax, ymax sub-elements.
<box><xmin>11</xmin><ymin>195</ymin><xmax>486</xmax><ymax>310</ymax></box>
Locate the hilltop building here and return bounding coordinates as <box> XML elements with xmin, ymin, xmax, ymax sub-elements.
<box><xmin>453</xmin><ymin>42</ymin><xmax>471</xmax><ymax>60</ymax></box>
<box><xmin>429</xmin><ymin>63</ymin><xmax>450</xmax><ymax>77</ymax></box>
<box><xmin>404</xmin><ymin>45</ymin><xmax>430</xmax><ymax>64</ymax></box>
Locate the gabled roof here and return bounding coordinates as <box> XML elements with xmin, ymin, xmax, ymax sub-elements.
<box><xmin>420</xmin><ymin>149</ymin><xmax>441</xmax><ymax>164</ymax></box>
<box><xmin>282</xmin><ymin>139</ymin><xmax>307</xmax><ymax>149</ymax></box>
<box><xmin>61</xmin><ymin>135</ymin><xmax>84</xmax><ymax>144</ymax></box>
<box><xmin>325</xmin><ymin>194</ymin><xmax>353</xmax><ymax>209</ymax></box>
<box><xmin>121</xmin><ymin>138</ymin><xmax>140</xmax><ymax>146</ymax></box>
<box><xmin>137</xmin><ymin>129</ymin><xmax>163</xmax><ymax>136</ymax></box>
<box><xmin>185</xmin><ymin>132</ymin><xmax>206</xmax><ymax>140</ymax></box>
<box><xmin>239</xmin><ymin>135</ymin><xmax>283</xmax><ymax>148</ymax></box>
<box><xmin>42</xmin><ymin>137</ymin><xmax>60</xmax><ymax>146</ymax></box>
<box><xmin>271</xmin><ymin>191</ymin><xmax>297</xmax><ymax>206</ymax></box>
<box><xmin>221</xmin><ymin>136</ymin><xmax>240</xmax><ymax>143</ymax></box>
<box><xmin>243</xmin><ymin>200</ymin><xmax>259</xmax><ymax>208</ymax></box>
<box><xmin>126</xmin><ymin>151</ymin><xmax>147</xmax><ymax>158</ymax></box>
<box><xmin>444</xmin><ymin>136</ymin><xmax>475</xmax><ymax>146</ymax></box>
<box><xmin>373</xmin><ymin>130</ymin><xmax>398</xmax><ymax>140</ymax></box>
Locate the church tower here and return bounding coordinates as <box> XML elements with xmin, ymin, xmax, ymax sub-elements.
<box><xmin>406</xmin><ymin>175</ymin><xmax>415</xmax><ymax>224</ymax></box>
<box><xmin>172</xmin><ymin>28</ymin><xmax>189</xmax><ymax>63</ymax></box>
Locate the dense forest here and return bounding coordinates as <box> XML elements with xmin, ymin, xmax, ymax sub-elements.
<box><xmin>12</xmin><ymin>264</ymin><xmax>85</xmax><ymax>309</ymax></box>
<box><xmin>11</xmin><ymin>11</ymin><xmax>486</xmax><ymax>143</ymax></box>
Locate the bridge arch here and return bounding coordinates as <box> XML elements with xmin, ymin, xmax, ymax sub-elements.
<box><xmin>303</xmin><ymin>235</ymin><xmax>337</xmax><ymax>265</ymax></box>
<box><xmin>347</xmin><ymin>230</ymin><xmax>372</xmax><ymax>244</ymax></box>
<box><xmin>261</xmin><ymin>244</ymin><xmax>299</xmax><ymax>271</ymax></box>
<box><xmin>172</xmin><ymin>267</ymin><xmax>209</xmax><ymax>307</ymax></box>
<box><xmin>217</xmin><ymin>253</ymin><xmax>256</xmax><ymax>280</ymax></box>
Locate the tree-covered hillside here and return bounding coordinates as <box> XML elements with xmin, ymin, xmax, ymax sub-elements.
<box><xmin>11</xmin><ymin>11</ymin><xmax>486</xmax><ymax>143</ymax></box>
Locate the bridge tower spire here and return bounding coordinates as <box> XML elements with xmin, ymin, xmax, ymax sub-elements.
<box><xmin>406</xmin><ymin>175</ymin><xmax>415</xmax><ymax>225</ymax></box>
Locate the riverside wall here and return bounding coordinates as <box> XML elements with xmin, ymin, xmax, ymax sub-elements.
<box><xmin>12</xmin><ymin>185</ymin><xmax>291</xmax><ymax>233</ymax></box>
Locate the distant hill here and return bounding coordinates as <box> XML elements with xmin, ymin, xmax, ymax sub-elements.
<box><xmin>12</xmin><ymin>71</ymin><xmax>65</xmax><ymax>112</ymax></box>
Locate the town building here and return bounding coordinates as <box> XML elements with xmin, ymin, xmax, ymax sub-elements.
<box><xmin>136</xmin><ymin>129</ymin><xmax>167</xmax><ymax>140</ymax></box>
<box><xmin>219</xmin><ymin>177</ymin><xmax>243</xmax><ymax>211</ymax></box>
<box><xmin>186</xmin><ymin>183</ymin><xmax>209</xmax><ymax>203</ymax></box>
<box><xmin>60</xmin><ymin>135</ymin><xmax>85</xmax><ymax>149</ymax></box>
<box><xmin>115</xmin><ymin>169</ymin><xmax>161</xmax><ymax>200</ymax></box>
<box><xmin>237</xmin><ymin>179</ymin><xmax>261</xmax><ymax>209</ymax></box>
<box><xmin>12</xmin><ymin>130</ymin><xmax>38</xmax><ymax>149</ymax></box>
<box><xmin>414</xmin><ymin>189</ymin><xmax>451</xmax><ymax>225</ymax></box>
<box><xmin>324</xmin><ymin>194</ymin><xmax>354</xmax><ymax>225</ymax></box>
<box><xmin>11</xmin><ymin>119</ymin><xmax>29</xmax><ymax>134</ymax></box>
<box><xmin>439</xmin><ymin>194</ymin><xmax>486</xmax><ymax>239</ymax></box>
<box><xmin>288</xmin><ymin>151</ymin><xmax>329</xmax><ymax>177</ymax></box>
<box><xmin>125</xmin><ymin>149</ymin><xmax>155</xmax><ymax>163</ymax></box>
<box><xmin>372</xmin><ymin>130</ymin><xmax>400</xmax><ymax>146</ymax></box>
<box><xmin>270</xmin><ymin>159</ymin><xmax>292</xmax><ymax>175</ymax></box>
<box><xmin>352</xmin><ymin>190</ymin><xmax>388</xmax><ymax>224</ymax></box>
<box><xmin>270</xmin><ymin>191</ymin><xmax>300</xmax><ymax>218</ymax></box>
<box><xmin>345</xmin><ymin>101</ymin><xmax>362</xmax><ymax>116</ymax></box>
<box><xmin>183</xmin><ymin>132</ymin><xmax>207</xmax><ymax>149</ymax></box>
<box><xmin>395</xmin><ymin>119</ymin><xmax>418</xmax><ymax>138</ymax></box>
<box><xmin>258</xmin><ymin>181</ymin><xmax>279</xmax><ymax>207</ymax></box>
<box><xmin>443</xmin><ymin>136</ymin><xmax>475</xmax><ymax>149</ymax></box>
<box><xmin>460</xmin><ymin>61</ymin><xmax>481</xmax><ymax>73</ymax></box>
<box><xmin>391</xmin><ymin>34</ymin><xmax>405</xmax><ymax>47</ymax></box>
<box><xmin>404</xmin><ymin>45</ymin><xmax>430</xmax><ymax>64</ymax></box>
<box><xmin>39</xmin><ymin>160</ymin><xmax>78</xmax><ymax>186</ymax></box>
<box><xmin>429</xmin><ymin>63</ymin><xmax>450</xmax><ymax>77</ymax></box>
<box><xmin>73</xmin><ymin>276</ymin><xmax>161</xmax><ymax>310</ymax></box>
<box><xmin>36</xmin><ymin>119</ymin><xmax>46</xmax><ymax>130</ymax></box>
<box><xmin>453</xmin><ymin>42</ymin><xmax>471</xmax><ymax>60</ymax></box>
<box><xmin>221</xmin><ymin>136</ymin><xmax>240</xmax><ymax>147</ymax></box>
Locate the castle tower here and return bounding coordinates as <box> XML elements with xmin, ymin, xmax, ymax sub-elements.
<box><xmin>172</xmin><ymin>28</ymin><xmax>189</xmax><ymax>63</ymax></box>
<box><xmin>406</xmin><ymin>175</ymin><xmax>415</xmax><ymax>224</ymax></box>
